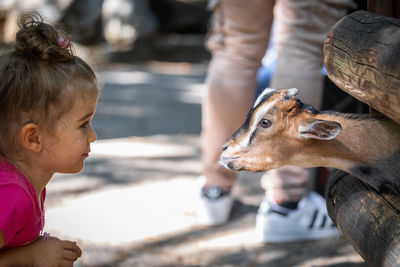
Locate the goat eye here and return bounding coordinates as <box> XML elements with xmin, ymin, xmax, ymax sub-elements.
<box><xmin>259</xmin><ymin>118</ymin><xmax>271</xmax><ymax>128</ymax></box>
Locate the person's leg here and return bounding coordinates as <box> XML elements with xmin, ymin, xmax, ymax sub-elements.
<box><xmin>198</xmin><ymin>0</ymin><xmax>274</xmax><ymax>225</ymax></box>
<box><xmin>256</xmin><ymin>0</ymin><xmax>355</xmax><ymax>242</ymax></box>
<box><xmin>271</xmin><ymin>0</ymin><xmax>355</xmax><ymax>107</ymax></box>
<box><xmin>263</xmin><ymin>0</ymin><xmax>355</xmax><ymax>201</ymax></box>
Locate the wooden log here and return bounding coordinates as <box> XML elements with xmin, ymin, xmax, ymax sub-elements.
<box><xmin>323</xmin><ymin>10</ymin><xmax>400</xmax><ymax>124</ymax></box>
<box><xmin>326</xmin><ymin>170</ymin><xmax>400</xmax><ymax>266</ymax></box>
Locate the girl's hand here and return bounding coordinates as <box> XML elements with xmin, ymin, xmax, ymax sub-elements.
<box><xmin>30</xmin><ymin>237</ymin><xmax>82</xmax><ymax>267</ymax></box>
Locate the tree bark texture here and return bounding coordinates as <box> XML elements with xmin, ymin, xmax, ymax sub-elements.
<box><xmin>326</xmin><ymin>170</ymin><xmax>400</xmax><ymax>266</ymax></box>
<box><xmin>324</xmin><ymin>10</ymin><xmax>400</xmax><ymax>124</ymax></box>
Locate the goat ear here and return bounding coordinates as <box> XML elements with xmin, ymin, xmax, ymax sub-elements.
<box><xmin>297</xmin><ymin>120</ymin><xmax>342</xmax><ymax>140</ymax></box>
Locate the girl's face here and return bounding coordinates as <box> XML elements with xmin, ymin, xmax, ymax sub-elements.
<box><xmin>42</xmin><ymin>92</ymin><xmax>98</xmax><ymax>174</ymax></box>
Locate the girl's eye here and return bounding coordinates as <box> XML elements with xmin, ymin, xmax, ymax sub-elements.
<box><xmin>259</xmin><ymin>118</ymin><xmax>271</xmax><ymax>128</ymax></box>
<box><xmin>80</xmin><ymin>121</ymin><xmax>89</xmax><ymax>128</ymax></box>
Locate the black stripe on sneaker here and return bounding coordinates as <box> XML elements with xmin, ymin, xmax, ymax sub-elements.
<box><xmin>268</xmin><ymin>209</ymin><xmax>288</xmax><ymax>216</ymax></box>
<box><xmin>308</xmin><ymin>209</ymin><xmax>318</xmax><ymax>229</ymax></box>
<box><xmin>320</xmin><ymin>214</ymin><xmax>326</xmax><ymax>228</ymax></box>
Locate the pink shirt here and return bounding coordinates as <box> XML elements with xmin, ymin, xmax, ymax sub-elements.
<box><xmin>0</xmin><ymin>158</ymin><xmax>46</xmax><ymax>249</ymax></box>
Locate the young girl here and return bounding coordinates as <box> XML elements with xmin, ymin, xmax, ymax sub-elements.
<box><xmin>0</xmin><ymin>12</ymin><xmax>99</xmax><ymax>266</ymax></box>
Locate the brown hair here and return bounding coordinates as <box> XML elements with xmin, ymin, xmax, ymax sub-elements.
<box><xmin>0</xmin><ymin>12</ymin><xmax>98</xmax><ymax>160</ymax></box>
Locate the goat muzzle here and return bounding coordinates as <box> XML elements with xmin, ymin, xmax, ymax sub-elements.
<box><xmin>219</xmin><ymin>155</ymin><xmax>242</xmax><ymax>171</ymax></box>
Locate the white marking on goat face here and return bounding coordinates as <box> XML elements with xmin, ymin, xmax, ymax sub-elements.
<box><xmin>253</xmin><ymin>88</ymin><xmax>276</xmax><ymax>108</ymax></box>
<box><xmin>239</xmin><ymin>99</ymin><xmax>278</xmax><ymax>148</ymax></box>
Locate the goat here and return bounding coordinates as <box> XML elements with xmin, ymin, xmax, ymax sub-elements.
<box><xmin>220</xmin><ymin>88</ymin><xmax>400</xmax><ymax>195</ymax></box>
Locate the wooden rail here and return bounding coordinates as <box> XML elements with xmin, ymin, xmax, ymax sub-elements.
<box><xmin>326</xmin><ymin>171</ymin><xmax>400</xmax><ymax>266</ymax></box>
<box><xmin>324</xmin><ymin>10</ymin><xmax>400</xmax><ymax>124</ymax></box>
<box><xmin>323</xmin><ymin>8</ymin><xmax>400</xmax><ymax>267</ymax></box>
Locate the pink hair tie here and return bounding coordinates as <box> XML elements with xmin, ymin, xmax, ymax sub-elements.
<box><xmin>57</xmin><ymin>37</ymin><xmax>69</xmax><ymax>48</ymax></box>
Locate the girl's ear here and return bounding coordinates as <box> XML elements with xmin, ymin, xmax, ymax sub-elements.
<box><xmin>20</xmin><ymin>123</ymin><xmax>43</xmax><ymax>153</ymax></box>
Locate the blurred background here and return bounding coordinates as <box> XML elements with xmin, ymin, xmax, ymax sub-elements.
<box><xmin>0</xmin><ymin>0</ymin><xmax>366</xmax><ymax>266</ymax></box>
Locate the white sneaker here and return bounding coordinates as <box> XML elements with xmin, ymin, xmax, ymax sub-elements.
<box><xmin>255</xmin><ymin>192</ymin><xmax>340</xmax><ymax>243</ymax></box>
<box><xmin>196</xmin><ymin>176</ymin><xmax>233</xmax><ymax>226</ymax></box>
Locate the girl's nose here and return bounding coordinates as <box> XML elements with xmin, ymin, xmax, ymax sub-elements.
<box><xmin>88</xmin><ymin>129</ymin><xmax>97</xmax><ymax>143</ymax></box>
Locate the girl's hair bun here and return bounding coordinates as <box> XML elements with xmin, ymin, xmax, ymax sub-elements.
<box><xmin>14</xmin><ymin>11</ymin><xmax>73</xmax><ymax>62</ymax></box>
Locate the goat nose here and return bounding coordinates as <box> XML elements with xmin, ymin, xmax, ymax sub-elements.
<box><xmin>222</xmin><ymin>142</ymin><xmax>229</xmax><ymax>151</ymax></box>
